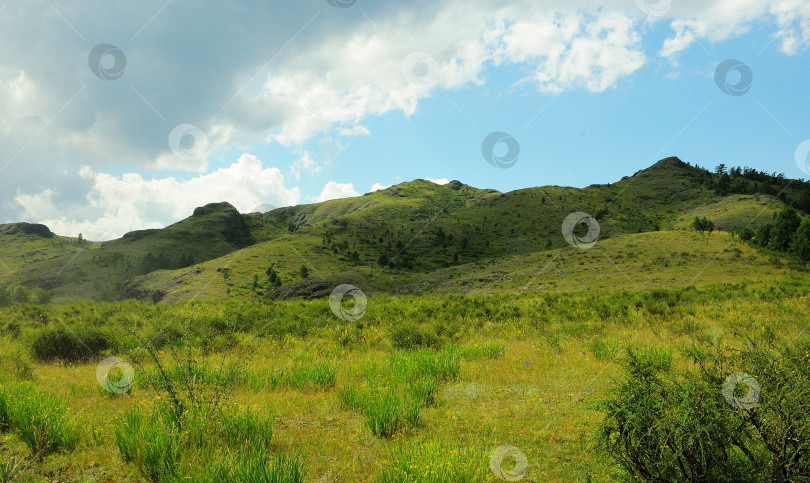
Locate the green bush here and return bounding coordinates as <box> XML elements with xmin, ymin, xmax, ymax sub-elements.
<box><xmin>146</xmin><ymin>323</ymin><xmax>184</xmax><ymax>350</ymax></box>
<box><xmin>31</xmin><ymin>326</ymin><xmax>114</xmax><ymax>363</ymax></box>
<box><xmin>599</xmin><ymin>340</ymin><xmax>810</xmax><ymax>481</ymax></box>
<box><xmin>0</xmin><ymin>388</ymin><xmax>9</xmax><ymax>432</ymax></box>
<box><xmin>391</xmin><ymin>325</ymin><xmax>442</xmax><ymax>350</ymax></box>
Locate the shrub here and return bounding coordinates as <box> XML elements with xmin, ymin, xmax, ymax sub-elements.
<box><xmin>31</xmin><ymin>326</ymin><xmax>113</xmax><ymax>363</ymax></box>
<box><xmin>145</xmin><ymin>323</ymin><xmax>184</xmax><ymax>350</ymax></box>
<box><xmin>0</xmin><ymin>388</ymin><xmax>9</xmax><ymax>432</ymax></box>
<box><xmin>391</xmin><ymin>325</ymin><xmax>442</xmax><ymax>350</ymax></box>
<box><xmin>599</xmin><ymin>340</ymin><xmax>810</xmax><ymax>481</ymax></box>
<box><xmin>10</xmin><ymin>349</ymin><xmax>34</xmax><ymax>380</ymax></box>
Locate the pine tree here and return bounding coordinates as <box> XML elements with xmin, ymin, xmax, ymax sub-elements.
<box><xmin>789</xmin><ymin>217</ymin><xmax>810</xmax><ymax>262</ymax></box>
<box><xmin>769</xmin><ymin>207</ymin><xmax>801</xmax><ymax>252</ymax></box>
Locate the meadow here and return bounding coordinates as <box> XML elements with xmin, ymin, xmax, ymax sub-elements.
<box><xmin>0</xmin><ymin>274</ymin><xmax>808</xmax><ymax>481</ymax></box>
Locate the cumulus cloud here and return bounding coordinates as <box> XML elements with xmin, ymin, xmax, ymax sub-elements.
<box><xmin>426</xmin><ymin>177</ymin><xmax>449</xmax><ymax>185</ymax></box>
<box><xmin>370</xmin><ymin>182</ymin><xmax>391</xmax><ymax>192</ymax></box>
<box><xmin>12</xmin><ymin>154</ymin><xmax>299</xmax><ymax>240</ymax></box>
<box><xmin>289</xmin><ymin>151</ymin><xmax>321</xmax><ymax>180</ymax></box>
<box><xmin>2</xmin><ymin>0</ymin><xmax>809</xmax><ymax>235</ymax></box>
<box><xmin>314</xmin><ymin>181</ymin><xmax>360</xmax><ymax>203</ymax></box>
<box><xmin>659</xmin><ymin>0</ymin><xmax>810</xmax><ymax>57</ymax></box>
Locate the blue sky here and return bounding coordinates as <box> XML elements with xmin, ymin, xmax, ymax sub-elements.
<box><xmin>1</xmin><ymin>1</ymin><xmax>809</xmax><ymax>239</ymax></box>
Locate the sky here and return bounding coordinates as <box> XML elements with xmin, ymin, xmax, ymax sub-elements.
<box><xmin>1</xmin><ymin>0</ymin><xmax>809</xmax><ymax>241</ymax></box>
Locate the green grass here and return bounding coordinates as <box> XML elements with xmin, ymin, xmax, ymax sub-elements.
<box><xmin>1</xmin><ymin>384</ymin><xmax>80</xmax><ymax>459</ymax></box>
<box><xmin>379</xmin><ymin>439</ymin><xmax>490</xmax><ymax>482</ymax></box>
<box><xmin>0</xmin><ymin>264</ymin><xmax>809</xmax><ymax>479</ymax></box>
<box><xmin>339</xmin><ymin>349</ymin><xmax>460</xmax><ymax>437</ymax></box>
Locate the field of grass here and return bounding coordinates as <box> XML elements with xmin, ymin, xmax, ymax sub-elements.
<box><xmin>2</xmin><ymin>157</ymin><xmax>810</xmax><ymax>480</ymax></box>
<box><xmin>0</xmin><ymin>273</ymin><xmax>808</xmax><ymax>481</ymax></box>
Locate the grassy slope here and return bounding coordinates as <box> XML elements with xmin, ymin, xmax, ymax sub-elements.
<box><xmin>8</xmin><ymin>203</ymin><xmax>271</xmax><ymax>301</ymax></box>
<box><xmin>1</xmin><ymin>159</ymin><xmax>809</xmax><ymax>481</ymax></box>
<box><xmin>0</xmin><ymin>228</ymin><xmax>79</xmax><ymax>282</ymax></box>
<box><xmin>131</xmin><ymin>158</ymin><xmax>790</xmax><ymax>303</ymax></box>
<box><xmin>1</xmin><ymin>277</ymin><xmax>808</xmax><ymax>481</ymax></box>
<box><xmin>0</xmin><ymin>157</ymin><xmax>794</xmax><ymax>302</ymax></box>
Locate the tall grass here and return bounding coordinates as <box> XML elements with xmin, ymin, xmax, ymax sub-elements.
<box><xmin>340</xmin><ymin>349</ymin><xmax>460</xmax><ymax>438</ymax></box>
<box><xmin>115</xmin><ymin>407</ymin><xmax>182</xmax><ymax>481</ymax></box>
<box><xmin>242</xmin><ymin>361</ymin><xmax>337</xmax><ymax>391</ymax></box>
<box><xmin>115</xmin><ymin>401</ymin><xmax>295</xmax><ymax>481</ymax></box>
<box><xmin>2</xmin><ymin>384</ymin><xmax>79</xmax><ymax>459</ymax></box>
<box><xmin>209</xmin><ymin>450</ymin><xmax>304</xmax><ymax>483</ymax></box>
<box><xmin>378</xmin><ymin>439</ymin><xmax>490</xmax><ymax>482</ymax></box>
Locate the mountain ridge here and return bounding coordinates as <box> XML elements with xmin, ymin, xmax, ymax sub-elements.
<box><xmin>1</xmin><ymin>157</ymin><xmax>806</xmax><ymax>303</ymax></box>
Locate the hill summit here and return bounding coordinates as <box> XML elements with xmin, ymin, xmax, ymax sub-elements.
<box><xmin>1</xmin><ymin>157</ymin><xmax>807</xmax><ymax>303</ymax></box>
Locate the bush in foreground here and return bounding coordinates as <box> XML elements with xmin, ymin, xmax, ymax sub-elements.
<box><xmin>599</xmin><ymin>339</ymin><xmax>810</xmax><ymax>481</ymax></box>
<box><xmin>31</xmin><ymin>326</ymin><xmax>114</xmax><ymax>363</ymax></box>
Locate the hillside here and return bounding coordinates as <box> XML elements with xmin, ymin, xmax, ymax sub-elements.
<box><xmin>0</xmin><ymin>157</ymin><xmax>801</xmax><ymax>303</ymax></box>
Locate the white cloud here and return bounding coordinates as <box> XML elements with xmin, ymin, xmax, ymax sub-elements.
<box><xmin>489</xmin><ymin>11</ymin><xmax>646</xmax><ymax>93</ymax></box>
<box><xmin>339</xmin><ymin>125</ymin><xmax>371</xmax><ymax>137</ymax></box>
<box><xmin>2</xmin><ymin>0</ymin><xmax>810</xmax><ymax>236</ymax></box>
<box><xmin>289</xmin><ymin>151</ymin><xmax>322</xmax><ymax>180</ymax></box>
<box><xmin>370</xmin><ymin>182</ymin><xmax>391</xmax><ymax>192</ymax></box>
<box><xmin>313</xmin><ymin>181</ymin><xmax>360</xmax><ymax>203</ymax></box>
<box><xmin>659</xmin><ymin>1</ymin><xmax>810</xmax><ymax>58</ymax></box>
<box><xmin>12</xmin><ymin>153</ymin><xmax>299</xmax><ymax>240</ymax></box>
<box><xmin>426</xmin><ymin>177</ymin><xmax>450</xmax><ymax>185</ymax></box>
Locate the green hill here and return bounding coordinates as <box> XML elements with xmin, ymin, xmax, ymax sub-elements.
<box><xmin>1</xmin><ymin>157</ymin><xmax>803</xmax><ymax>302</ymax></box>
